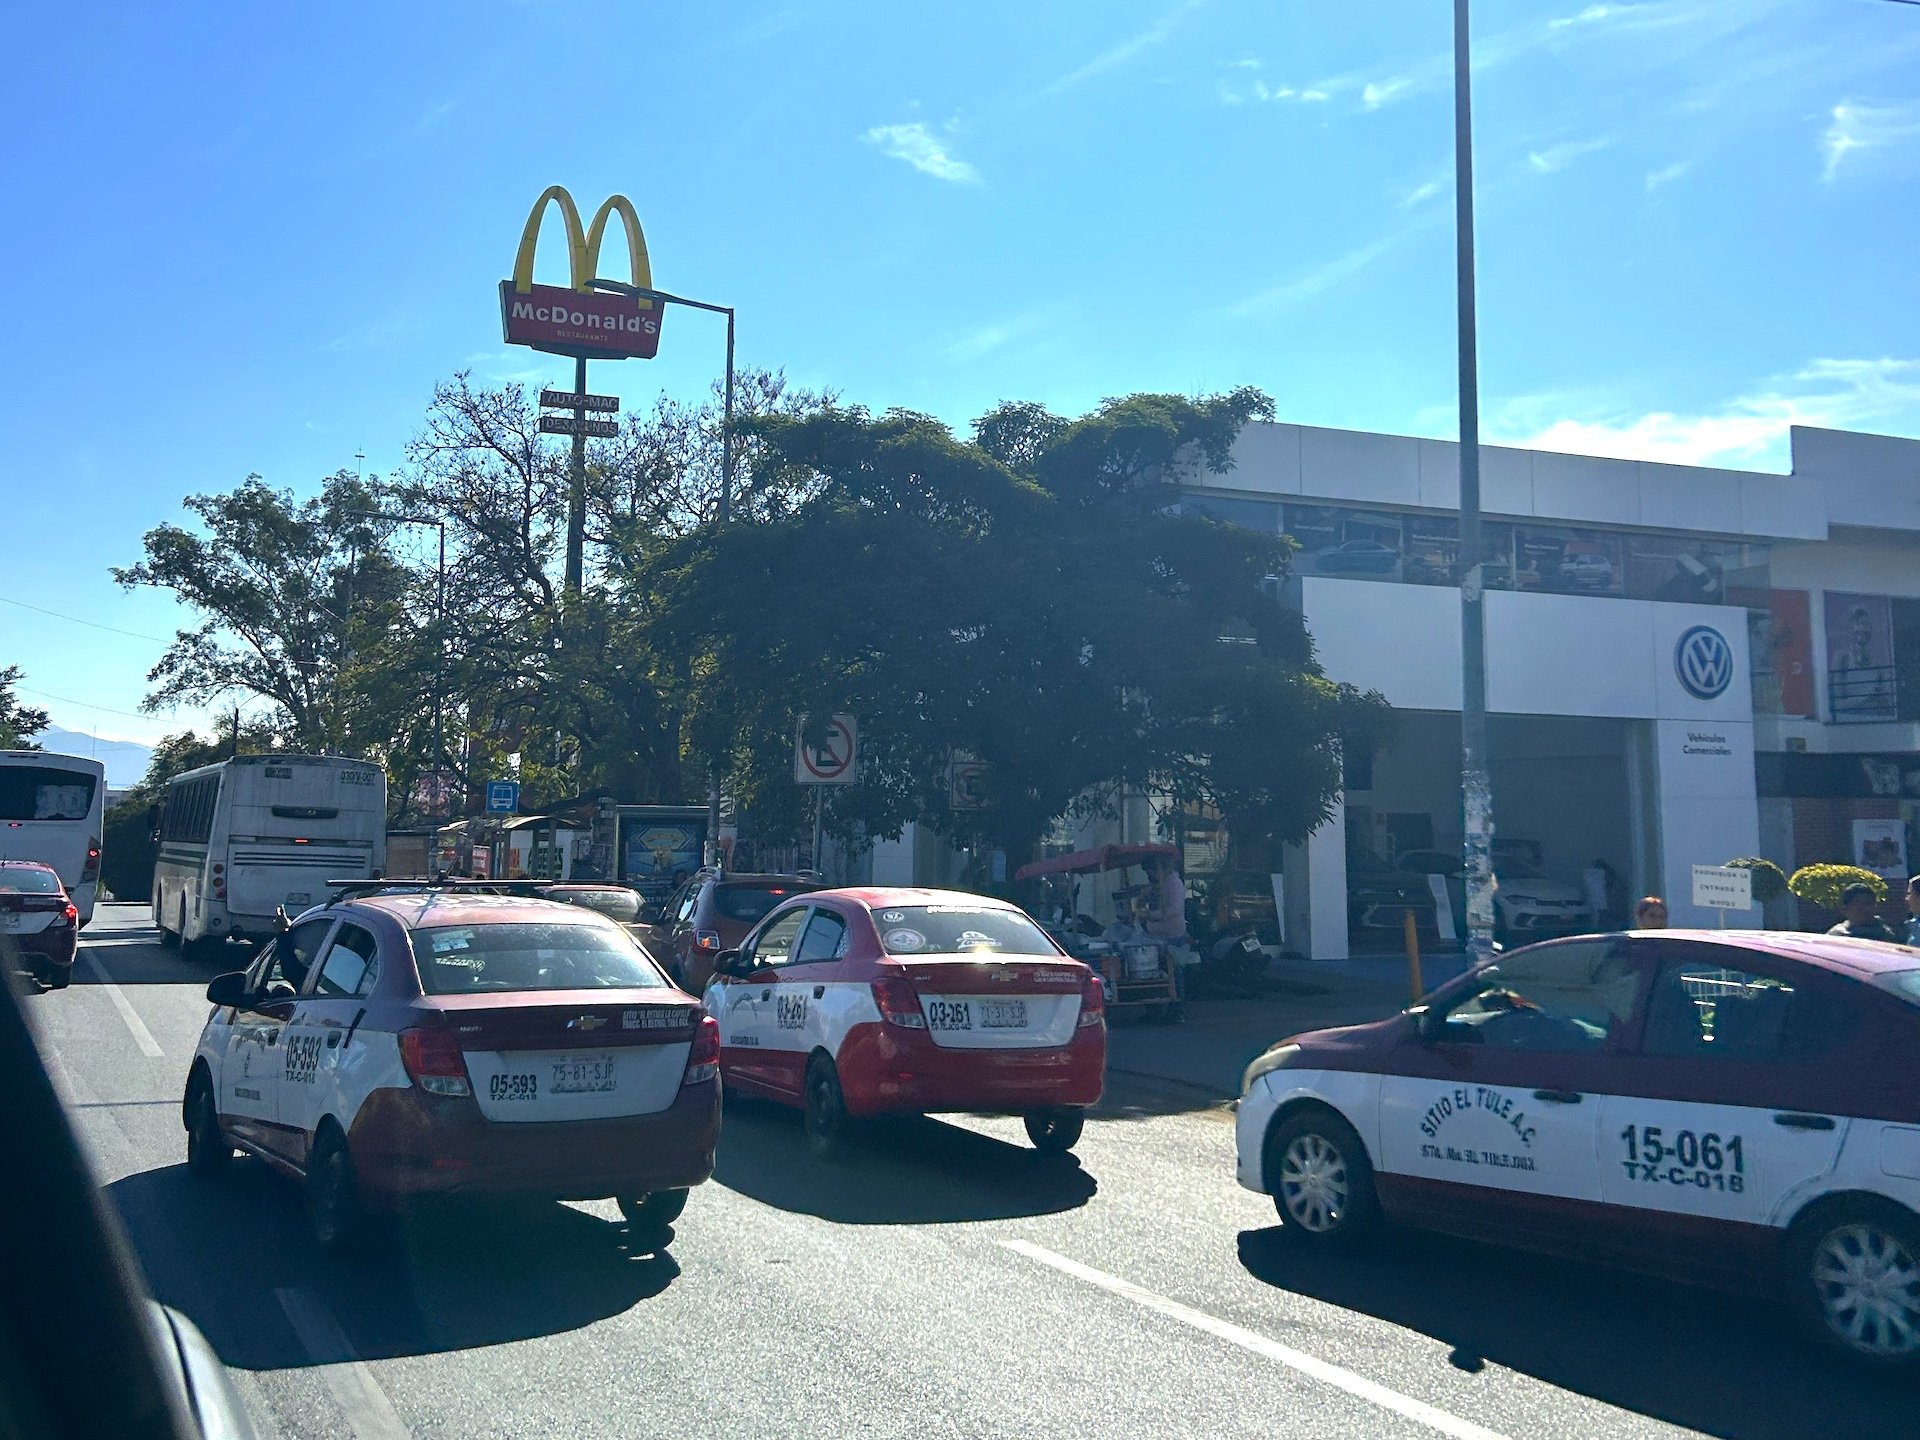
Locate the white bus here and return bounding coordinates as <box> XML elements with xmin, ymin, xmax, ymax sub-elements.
<box><xmin>153</xmin><ymin>753</ymin><xmax>387</xmax><ymax>957</ymax></box>
<box><xmin>0</xmin><ymin>750</ymin><xmax>106</xmax><ymax>923</ymax></box>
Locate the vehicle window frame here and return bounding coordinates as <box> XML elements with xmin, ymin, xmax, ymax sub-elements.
<box><xmin>1427</xmin><ymin>936</ymin><xmax>1647</xmax><ymax>1055</ymax></box>
<box><xmin>741</xmin><ymin>904</ymin><xmax>811</xmax><ymax>970</ymax></box>
<box><xmin>790</xmin><ymin>905</ymin><xmax>851</xmax><ymax>967</ymax></box>
<box><xmin>671</xmin><ymin>881</ymin><xmax>699</xmax><ymax>926</ymax></box>
<box><xmin>244</xmin><ymin>915</ymin><xmax>337</xmax><ymax>1006</ymax></box>
<box><xmin>309</xmin><ymin>919</ymin><xmax>381</xmax><ymax>1000</ymax></box>
<box><xmin>1637</xmin><ymin>939</ymin><xmax>1857</xmax><ymax>1064</ymax></box>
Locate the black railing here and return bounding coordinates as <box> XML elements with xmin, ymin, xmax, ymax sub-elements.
<box><xmin>1828</xmin><ymin>665</ymin><xmax>1903</xmax><ymax>724</ymax></box>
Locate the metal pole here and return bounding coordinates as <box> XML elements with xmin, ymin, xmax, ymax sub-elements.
<box><xmin>1455</xmin><ymin>0</ymin><xmax>1496</xmax><ymax>964</ymax></box>
<box><xmin>811</xmin><ymin>786</ymin><xmax>824</xmax><ymax>877</ymax></box>
<box><xmin>704</xmin><ymin>308</ymin><xmax>737</xmax><ymax>864</ymax></box>
<box><xmin>434</xmin><ymin>522</ymin><xmax>446</xmax><ymax>772</ymax></box>
<box><xmin>564</xmin><ymin>355</ymin><xmax>588</xmax><ymax>594</ymax></box>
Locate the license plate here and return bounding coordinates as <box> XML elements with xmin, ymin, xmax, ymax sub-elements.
<box><xmin>550</xmin><ymin>1055</ymin><xmax>617</xmax><ymax>1093</ymax></box>
<box><xmin>925</xmin><ymin>999</ymin><xmax>973</xmax><ymax>1032</ymax></box>
<box><xmin>980</xmin><ymin>999</ymin><xmax>1028</xmax><ymax>1028</ymax></box>
<box><xmin>488</xmin><ymin>1072</ymin><xmax>540</xmax><ymax>1102</ymax></box>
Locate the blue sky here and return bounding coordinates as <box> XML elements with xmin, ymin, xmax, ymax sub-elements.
<box><xmin>4</xmin><ymin>0</ymin><xmax>1918</xmax><ymax>746</ymax></box>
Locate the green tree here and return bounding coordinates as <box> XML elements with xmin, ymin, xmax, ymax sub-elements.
<box><xmin>642</xmin><ymin>390</ymin><xmax>1387</xmax><ymax>866</ymax></box>
<box><xmin>0</xmin><ymin>666</ymin><xmax>50</xmax><ymax>749</ymax></box>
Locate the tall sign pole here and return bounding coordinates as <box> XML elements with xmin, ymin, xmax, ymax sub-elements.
<box><xmin>565</xmin><ymin>355</ymin><xmax>589</xmax><ymax>593</ymax></box>
<box><xmin>1454</xmin><ymin>0</ymin><xmax>1495</xmax><ymax>962</ymax></box>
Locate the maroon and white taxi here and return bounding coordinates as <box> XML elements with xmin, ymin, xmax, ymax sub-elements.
<box><xmin>185</xmin><ymin>888</ymin><xmax>720</xmax><ymax>1250</ymax></box>
<box><xmin>1</xmin><ymin>861</ymin><xmax>80</xmax><ymax>990</ymax></box>
<box><xmin>703</xmin><ymin>887</ymin><xmax>1105</xmax><ymax>1157</ymax></box>
<box><xmin>1236</xmin><ymin>930</ymin><xmax>1920</xmax><ymax>1365</ymax></box>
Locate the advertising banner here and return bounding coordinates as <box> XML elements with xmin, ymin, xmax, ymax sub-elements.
<box><xmin>1513</xmin><ymin>525</ymin><xmax>1625</xmax><ymax>597</ymax></box>
<box><xmin>1825</xmin><ymin>592</ymin><xmax>1897</xmax><ymax>721</ymax></box>
<box><xmin>1853</xmin><ymin>818</ymin><xmax>1907</xmax><ymax>879</ymax></box>
<box><xmin>1736</xmin><ymin>589</ymin><xmax>1815</xmax><ymax>718</ymax></box>
<box><xmin>621</xmin><ymin>819</ymin><xmax>705</xmax><ymax>903</ymax></box>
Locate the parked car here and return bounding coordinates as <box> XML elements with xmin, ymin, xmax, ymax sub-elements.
<box><xmin>1236</xmin><ymin>930</ymin><xmax>1920</xmax><ymax>1367</ymax></box>
<box><xmin>0</xmin><ymin>860</ymin><xmax>80</xmax><ymax>990</ymax></box>
<box><xmin>1345</xmin><ymin>851</ymin><xmax>1439</xmax><ymax>943</ymax></box>
<box><xmin>1395</xmin><ymin>848</ymin><xmax>1595</xmax><ymax>943</ymax></box>
<box><xmin>704</xmin><ymin>887</ymin><xmax>1105</xmax><ymax>1158</ymax></box>
<box><xmin>184</xmin><ymin>887</ymin><xmax>721</xmax><ymax>1251</ymax></box>
<box><xmin>1558</xmin><ymin>551</ymin><xmax>1617</xmax><ymax>590</ymax></box>
<box><xmin>654</xmin><ymin>871</ymin><xmax>820</xmax><ymax>992</ymax></box>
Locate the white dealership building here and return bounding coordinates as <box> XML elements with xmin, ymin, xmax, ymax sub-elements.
<box><xmin>867</xmin><ymin>420</ymin><xmax>1920</xmax><ymax>960</ymax></box>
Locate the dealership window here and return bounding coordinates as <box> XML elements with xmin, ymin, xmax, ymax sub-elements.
<box><xmin>1180</xmin><ymin>496</ymin><xmax>1282</xmax><ymax>532</ymax></box>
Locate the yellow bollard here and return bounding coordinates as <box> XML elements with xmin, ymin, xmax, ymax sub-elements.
<box><xmin>1403</xmin><ymin>910</ymin><xmax>1423</xmax><ymax>1005</ymax></box>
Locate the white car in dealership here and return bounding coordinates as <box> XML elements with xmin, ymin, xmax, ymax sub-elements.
<box><xmin>1397</xmin><ymin>850</ymin><xmax>1598</xmax><ymax>942</ymax></box>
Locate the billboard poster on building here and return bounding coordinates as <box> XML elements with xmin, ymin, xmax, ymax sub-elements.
<box><xmin>1736</xmin><ymin>589</ymin><xmax>1815</xmax><ymax>718</ymax></box>
<box><xmin>1513</xmin><ymin>525</ymin><xmax>1625</xmax><ymax>597</ymax></box>
<box><xmin>1285</xmin><ymin>505</ymin><xmax>1404</xmax><ymax>581</ymax></box>
<box><xmin>1825</xmin><ymin>591</ymin><xmax>1897</xmax><ymax>721</ymax></box>
<box><xmin>621</xmin><ymin>818</ymin><xmax>705</xmax><ymax>903</ymax></box>
<box><xmin>1853</xmin><ymin>818</ymin><xmax>1907</xmax><ymax>879</ymax></box>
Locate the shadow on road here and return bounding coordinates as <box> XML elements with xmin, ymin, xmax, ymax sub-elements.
<box><xmin>68</xmin><ymin>932</ymin><xmax>258</xmax><ymax>986</ymax></box>
<box><xmin>106</xmin><ymin>1162</ymin><xmax>679</xmax><ymax>1370</ymax></box>
<box><xmin>714</xmin><ymin>1100</ymin><xmax>1096</xmax><ymax>1224</ymax></box>
<box><xmin>1235</xmin><ymin>1225</ymin><xmax>1917</xmax><ymax>1440</ymax></box>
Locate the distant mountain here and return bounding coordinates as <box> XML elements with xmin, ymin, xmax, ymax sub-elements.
<box><xmin>32</xmin><ymin>726</ymin><xmax>155</xmax><ymax>789</ymax></box>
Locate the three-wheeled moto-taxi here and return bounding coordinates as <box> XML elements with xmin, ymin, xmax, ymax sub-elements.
<box><xmin>1015</xmin><ymin>843</ymin><xmax>1184</xmax><ymax>1024</ymax></box>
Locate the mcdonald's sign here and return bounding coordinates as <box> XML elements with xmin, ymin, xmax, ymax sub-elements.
<box><xmin>498</xmin><ymin>186</ymin><xmax>663</xmax><ymax>360</ymax></box>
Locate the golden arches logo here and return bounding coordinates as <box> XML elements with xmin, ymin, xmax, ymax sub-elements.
<box><xmin>511</xmin><ymin>185</ymin><xmax>655</xmax><ymax>302</ymax></box>
<box><xmin>500</xmin><ymin>186</ymin><xmax>662</xmax><ymax>360</ymax></box>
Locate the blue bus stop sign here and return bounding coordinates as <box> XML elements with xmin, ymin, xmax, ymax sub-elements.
<box><xmin>485</xmin><ymin>780</ymin><xmax>520</xmax><ymax>814</ymax></box>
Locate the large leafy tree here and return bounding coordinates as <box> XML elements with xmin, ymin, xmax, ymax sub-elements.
<box><xmin>0</xmin><ymin>666</ymin><xmax>49</xmax><ymax>749</ymax></box>
<box><xmin>643</xmin><ymin>389</ymin><xmax>1387</xmax><ymax>865</ymax></box>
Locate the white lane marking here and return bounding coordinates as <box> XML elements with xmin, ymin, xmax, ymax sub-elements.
<box><xmin>273</xmin><ymin>1288</ymin><xmax>410</xmax><ymax>1439</ymax></box>
<box><xmin>82</xmin><ymin>953</ymin><xmax>164</xmax><ymax>1058</ymax></box>
<box><xmin>1001</xmin><ymin>1240</ymin><xmax>1511</xmax><ymax>1440</ymax></box>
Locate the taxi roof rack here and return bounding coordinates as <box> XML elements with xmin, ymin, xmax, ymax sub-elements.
<box><xmin>324</xmin><ymin>877</ymin><xmax>559</xmax><ymax>896</ymax></box>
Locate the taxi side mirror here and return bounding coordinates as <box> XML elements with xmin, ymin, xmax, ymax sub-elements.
<box><xmin>713</xmin><ymin>949</ymin><xmax>747</xmax><ymax>979</ymax></box>
<box><xmin>205</xmin><ymin>972</ymin><xmax>249</xmax><ymax>1009</ymax></box>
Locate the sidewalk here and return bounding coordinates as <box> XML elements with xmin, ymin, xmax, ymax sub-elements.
<box><xmin>1104</xmin><ymin>953</ymin><xmax>1470</xmax><ymax>1102</ymax></box>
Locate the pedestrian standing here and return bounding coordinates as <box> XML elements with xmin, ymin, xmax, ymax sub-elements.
<box><xmin>1827</xmin><ymin>882</ymin><xmax>1899</xmax><ymax>942</ymax></box>
<box><xmin>1902</xmin><ymin>875</ymin><xmax>1920</xmax><ymax>946</ymax></box>
<box><xmin>1632</xmin><ymin>896</ymin><xmax>1668</xmax><ymax>930</ymax></box>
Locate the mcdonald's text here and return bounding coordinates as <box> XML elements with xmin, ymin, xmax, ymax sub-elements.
<box><xmin>498</xmin><ymin>280</ymin><xmax>663</xmax><ymax>359</ymax></box>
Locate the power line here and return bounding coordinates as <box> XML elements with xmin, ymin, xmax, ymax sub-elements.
<box><xmin>0</xmin><ymin>594</ymin><xmax>172</xmax><ymax>644</ymax></box>
<box><xmin>11</xmin><ymin>684</ymin><xmax>165</xmax><ymax>723</ymax></box>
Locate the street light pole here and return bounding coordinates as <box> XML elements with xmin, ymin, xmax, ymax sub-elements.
<box><xmin>1454</xmin><ymin>0</ymin><xmax>1496</xmax><ymax>962</ymax></box>
<box><xmin>590</xmin><ymin>280</ymin><xmax>737</xmax><ymax>864</ymax></box>
<box><xmin>564</xmin><ymin>356</ymin><xmax>589</xmax><ymax>594</ymax></box>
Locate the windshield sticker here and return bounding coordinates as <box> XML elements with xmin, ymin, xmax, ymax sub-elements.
<box><xmin>884</xmin><ymin>928</ymin><xmax>928</xmax><ymax>952</ymax></box>
<box><xmin>879</xmin><ymin>910</ymin><xmax>907</xmax><ymax>923</ymax></box>
<box><xmin>429</xmin><ymin>929</ymin><xmax>474</xmax><ymax>953</ymax></box>
<box><xmin>956</xmin><ymin>931</ymin><xmax>998</xmax><ymax>950</ymax></box>
<box><xmin>433</xmin><ymin>954</ymin><xmax>486</xmax><ymax>971</ymax></box>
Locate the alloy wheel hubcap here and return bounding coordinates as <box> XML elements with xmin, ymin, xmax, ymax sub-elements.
<box><xmin>1279</xmin><ymin>1133</ymin><xmax>1349</xmax><ymax>1232</ymax></box>
<box><xmin>1813</xmin><ymin>1224</ymin><xmax>1920</xmax><ymax>1358</ymax></box>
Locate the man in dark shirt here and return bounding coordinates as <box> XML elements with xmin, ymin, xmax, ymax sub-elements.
<box><xmin>1828</xmin><ymin>882</ymin><xmax>1899</xmax><ymax>942</ymax></box>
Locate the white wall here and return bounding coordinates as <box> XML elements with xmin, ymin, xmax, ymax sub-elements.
<box><xmin>1791</xmin><ymin>426</ymin><xmax>1920</xmax><ymax>535</ymax></box>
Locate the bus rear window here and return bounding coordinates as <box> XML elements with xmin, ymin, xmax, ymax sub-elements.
<box><xmin>0</xmin><ymin>768</ymin><xmax>97</xmax><ymax>821</ymax></box>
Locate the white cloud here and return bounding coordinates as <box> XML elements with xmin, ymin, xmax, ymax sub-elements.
<box><xmin>1527</xmin><ymin>136</ymin><xmax>1613</xmax><ymax>174</ymax></box>
<box><xmin>1029</xmin><ymin>0</ymin><xmax>1203</xmax><ymax>102</ymax></box>
<box><xmin>1821</xmin><ymin>100</ymin><xmax>1920</xmax><ymax>182</ymax></box>
<box><xmin>1218</xmin><ymin>76</ymin><xmax>1333</xmax><ymax>106</ymax></box>
<box><xmin>1645</xmin><ymin>159</ymin><xmax>1692</xmax><ymax>191</ymax></box>
<box><xmin>1492</xmin><ymin>358</ymin><xmax>1920</xmax><ymax>468</ymax></box>
<box><xmin>942</xmin><ymin>311</ymin><xmax>1051</xmax><ymax>362</ymax></box>
<box><xmin>1227</xmin><ymin>234</ymin><xmax>1404</xmax><ymax>317</ymax></box>
<box><xmin>863</xmin><ymin>122</ymin><xmax>979</xmax><ymax>184</ymax></box>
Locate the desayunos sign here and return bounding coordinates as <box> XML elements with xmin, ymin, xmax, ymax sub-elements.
<box><xmin>498</xmin><ymin>186</ymin><xmax>663</xmax><ymax>360</ymax></box>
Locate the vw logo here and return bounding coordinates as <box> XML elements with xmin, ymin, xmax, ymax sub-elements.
<box><xmin>1675</xmin><ymin>625</ymin><xmax>1733</xmax><ymax>700</ymax></box>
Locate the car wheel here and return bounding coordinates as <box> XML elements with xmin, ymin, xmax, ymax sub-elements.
<box><xmin>307</xmin><ymin>1128</ymin><xmax>366</xmax><ymax>1254</ymax></box>
<box><xmin>803</xmin><ymin>1056</ymin><xmax>853</xmax><ymax>1161</ymax></box>
<box><xmin>184</xmin><ymin>1073</ymin><xmax>232</xmax><ymax>1177</ymax></box>
<box><xmin>35</xmin><ymin>961</ymin><xmax>73</xmax><ymax>991</ymax></box>
<box><xmin>1024</xmin><ymin>1110</ymin><xmax>1085</xmax><ymax>1155</ymax></box>
<box><xmin>1266</xmin><ymin>1108</ymin><xmax>1379</xmax><ymax>1244</ymax></box>
<box><xmin>1788</xmin><ymin>1200</ymin><xmax>1920</xmax><ymax>1367</ymax></box>
<box><xmin>617</xmin><ymin>1189</ymin><xmax>689</xmax><ymax>1233</ymax></box>
<box><xmin>156</xmin><ymin>907</ymin><xmax>179</xmax><ymax>949</ymax></box>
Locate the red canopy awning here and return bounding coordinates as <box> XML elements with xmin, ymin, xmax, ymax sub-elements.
<box><xmin>1014</xmin><ymin>843</ymin><xmax>1177</xmax><ymax>883</ymax></box>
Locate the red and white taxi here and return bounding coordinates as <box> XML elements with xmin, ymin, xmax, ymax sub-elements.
<box><xmin>703</xmin><ymin>887</ymin><xmax>1105</xmax><ymax>1157</ymax></box>
<box><xmin>185</xmin><ymin>888</ymin><xmax>721</xmax><ymax>1250</ymax></box>
<box><xmin>1236</xmin><ymin>930</ymin><xmax>1920</xmax><ymax>1365</ymax></box>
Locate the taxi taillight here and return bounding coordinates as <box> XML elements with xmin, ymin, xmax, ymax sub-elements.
<box><xmin>58</xmin><ymin>902</ymin><xmax>78</xmax><ymax>927</ymax></box>
<box><xmin>399</xmin><ymin>1028</ymin><xmax>472</xmax><ymax>1097</ymax></box>
<box><xmin>871</xmin><ymin>975</ymin><xmax>927</xmax><ymax>1029</ymax></box>
<box><xmin>1078</xmin><ymin>969</ymin><xmax>1106</xmax><ymax>1028</ymax></box>
<box><xmin>682</xmin><ymin>1015</ymin><xmax>720</xmax><ymax>1086</ymax></box>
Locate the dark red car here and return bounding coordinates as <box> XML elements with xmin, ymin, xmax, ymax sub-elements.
<box><xmin>1</xmin><ymin>861</ymin><xmax>80</xmax><ymax>990</ymax></box>
<box><xmin>654</xmin><ymin>870</ymin><xmax>819</xmax><ymax>992</ymax></box>
<box><xmin>185</xmin><ymin>887</ymin><xmax>721</xmax><ymax>1251</ymax></box>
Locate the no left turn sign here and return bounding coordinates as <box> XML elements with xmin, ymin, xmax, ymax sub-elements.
<box><xmin>796</xmin><ymin>714</ymin><xmax>858</xmax><ymax>784</ymax></box>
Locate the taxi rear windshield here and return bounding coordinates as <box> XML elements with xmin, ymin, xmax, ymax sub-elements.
<box><xmin>408</xmin><ymin>922</ymin><xmax>670</xmax><ymax>995</ymax></box>
<box><xmin>0</xmin><ymin>867</ymin><xmax>62</xmax><ymax>894</ymax></box>
<box><xmin>873</xmin><ymin>905</ymin><xmax>1055</xmax><ymax>956</ymax></box>
<box><xmin>714</xmin><ymin>883</ymin><xmax>806</xmax><ymax>924</ymax></box>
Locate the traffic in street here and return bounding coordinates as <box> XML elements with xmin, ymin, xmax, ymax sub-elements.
<box><xmin>21</xmin><ymin>905</ymin><xmax>1916</xmax><ymax>1440</ymax></box>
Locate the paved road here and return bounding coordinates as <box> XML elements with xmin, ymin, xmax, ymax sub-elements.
<box><xmin>21</xmin><ymin>905</ymin><xmax>1915</xmax><ymax>1439</ymax></box>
